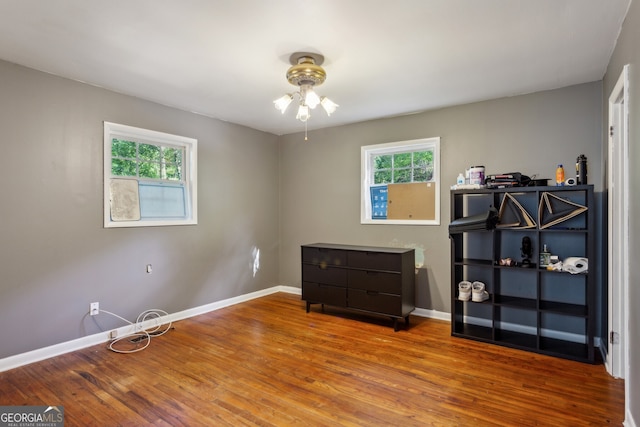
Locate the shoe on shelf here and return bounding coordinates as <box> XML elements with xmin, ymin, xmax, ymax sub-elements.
<box><xmin>472</xmin><ymin>281</ymin><xmax>490</xmax><ymax>302</ymax></box>
<box><xmin>458</xmin><ymin>281</ymin><xmax>472</xmax><ymax>301</ymax></box>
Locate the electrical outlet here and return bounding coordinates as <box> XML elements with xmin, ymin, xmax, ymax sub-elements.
<box><xmin>109</xmin><ymin>330</ymin><xmax>117</xmax><ymax>339</ymax></box>
<box><xmin>90</xmin><ymin>302</ymin><xmax>99</xmax><ymax>316</ymax></box>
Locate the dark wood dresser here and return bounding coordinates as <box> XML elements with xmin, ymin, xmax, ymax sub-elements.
<box><xmin>301</xmin><ymin>243</ymin><xmax>415</xmax><ymax>331</ymax></box>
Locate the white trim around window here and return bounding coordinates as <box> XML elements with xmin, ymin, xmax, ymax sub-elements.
<box><xmin>103</xmin><ymin>122</ymin><xmax>198</xmax><ymax>228</ymax></box>
<box><xmin>361</xmin><ymin>137</ymin><xmax>440</xmax><ymax>225</ymax></box>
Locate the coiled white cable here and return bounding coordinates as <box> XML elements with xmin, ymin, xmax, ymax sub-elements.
<box><xmin>97</xmin><ymin>308</ymin><xmax>172</xmax><ymax>354</ymax></box>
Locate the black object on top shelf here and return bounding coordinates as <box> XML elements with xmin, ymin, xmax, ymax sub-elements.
<box><xmin>448</xmin><ymin>207</ymin><xmax>498</xmax><ymax>234</ymax></box>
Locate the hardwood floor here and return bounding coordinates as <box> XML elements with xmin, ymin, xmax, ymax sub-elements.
<box><xmin>0</xmin><ymin>292</ymin><xmax>624</xmax><ymax>426</ymax></box>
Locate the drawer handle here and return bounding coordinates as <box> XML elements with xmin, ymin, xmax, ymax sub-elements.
<box><xmin>366</xmin><ymin>290</ymin><xmax>379</xmax><ymax>296</ymax></box>
<box><xmin>366</xmin><ymin>271</ymin><xmax>378</xmax><ymax>275</ymax></box>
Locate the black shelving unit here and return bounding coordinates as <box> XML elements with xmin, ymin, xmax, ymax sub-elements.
<box><xmin>450</xmin><ymin>185</ymin><xmax>596</xmax><ymax>363</ymax></box>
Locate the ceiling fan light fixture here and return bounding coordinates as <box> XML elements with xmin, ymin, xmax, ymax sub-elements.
<box><xmin>296</xmin><ymin>104</ymin><xmax>310</xmax><ymax>122</ymax></box>
<box><xmin>273</xmin><ymin>94</ymin><xmax>293</xmax><ymax>113</ymax></box>
<box><xmin>320</xmin><ymin>96</ymin><xmax>339</xmax><ymax>116</ymax></box>
<box><xmin>303</xmin><ymin>85</ymin><xmax>321</xmax><ymax>109</ymax></box>
<box><xmin>286</xmin><ymin>55</ymin><xmax>327</xmax><ymax>87</ymax></box>
<box><xmin>274</xmin><ymin>51</ymin><xmax>338</xmax><ymax>133</ymax></box>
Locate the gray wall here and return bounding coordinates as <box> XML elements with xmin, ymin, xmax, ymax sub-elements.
<box><xmin>0</xmin><ymin>60</ymin><xmax>280</xmax><ymax>359</ymax></box>
<box><xmin>279</xmin><ymin>82</ymin><xmax>603</xmax><ymax>316</ymax></box>
<box><xmin>603</xmin><ymin>0</ymin><xmax>640</xmax><ymax>423</ymax></box>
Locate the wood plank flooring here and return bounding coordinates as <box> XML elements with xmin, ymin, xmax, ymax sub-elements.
<box><xmin>0</xmin><ymin>293</ymin><xmax>624</xmax><ymax>426</ymax></box>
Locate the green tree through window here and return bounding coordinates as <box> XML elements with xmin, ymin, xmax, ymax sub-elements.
<box><xmin>111</xmin><ymin>138</ymin><xmax>184</xmax><ymax>181</ymax></box>
<box><xmin>373</xmin><ymin>150</ymin><xmax>434</xmax><ymax>184</ymax></box>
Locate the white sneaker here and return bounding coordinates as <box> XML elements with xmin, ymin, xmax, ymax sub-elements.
<box><xmin>472</xmin><ymin>281</ymin><xmax>490</xmax><ymax>302</ymax></box>
<box><xmin>458</xmin><ymin>281</ymin><xmax>472</xmax><ymax>301</ymax></box>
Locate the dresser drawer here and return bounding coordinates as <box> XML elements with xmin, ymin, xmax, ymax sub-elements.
<box><xmin>303</xmin><ymin>282</ymin><xmax>347</xmax><ymax>306</ymax></box>
<box><xmin>302</xmin><ymin>246</ymin><xmax>347</xmax><ymax>267</ymax></box>
<box><xmin>348</xmin><ymin>289</ymin><xmax>401</xmax><ymax>316</ymax></box>
<box><xmin>348</xmin><ymin>269</ymin><xmax>401</xmax><ymax>294</ymax></box>
<box><xmin>302</xmin><ymin>263</ymin><xmax>347</xmax><ymax>286</ymax></box>
<box><xmin>347</xmin><ymin>251</ymin><xmax>401</xmax><ymax>271</ymax></box>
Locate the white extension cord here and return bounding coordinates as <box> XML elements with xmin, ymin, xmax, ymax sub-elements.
<box><xmin>95</xmin><ymin>308</ymin><xmax>172</xmax><ymax>354</ymax></box>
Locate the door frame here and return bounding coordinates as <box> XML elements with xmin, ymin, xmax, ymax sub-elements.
<box><xmin>606</xmin><ymin>64</ymin><xmax>629</xmax><ymax>380</ymax></box>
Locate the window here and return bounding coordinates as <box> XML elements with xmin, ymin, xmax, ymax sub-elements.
<box><xmin>104</xmin><ymin>122</ymin><xmax>197</xmax><ymax>228</ymax></box>
<box><xmin>361</xmin><ymin>137</ymin><xmax>440</xmax><ymax>225</ymax></box>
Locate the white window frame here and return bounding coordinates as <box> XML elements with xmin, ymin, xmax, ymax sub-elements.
<box><xmin>103</xmin><ymin>122</ymin><xmax>197</xmax><ymax>228</ymax></box>
<box><xmin>361</xmin><ymin>137</ymin><xmax>440</xmax><ymax>225</ymax></box>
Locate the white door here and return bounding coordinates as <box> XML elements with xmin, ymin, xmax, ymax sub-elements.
<box><xmin>606</xmin><ymin>65</ymin><xmax>629</xmax><ymax>379</ymax></box>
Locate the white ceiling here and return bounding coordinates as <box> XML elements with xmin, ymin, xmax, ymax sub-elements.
<box><xmin>0</xmin><ymin>0</ymin><xmax>631</xmax><ymax>136</ymax></box>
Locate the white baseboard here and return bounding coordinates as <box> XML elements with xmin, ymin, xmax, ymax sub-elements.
<box><xmin>412</xmin><ymin>307</ymin><xmax>450</xmax><ymax>321</ymax></box>
<box><xmin>0</xmin><ymin>285</ymin><xmax>301</xmax><ymax>373</ymax></box>
<box><xmin>464</xmin><ymin>315</ymin><xmax>590</xmax><ymax>344</ymax></box>
<box><xmin>161</xmin><ymin>285</ymin><xmax>300</xmax><ymax>324</ymax></box>
<box><xmin>625</xmin><ymin>410</ymin><xmax>637</xmax><ymax>427</ymax></box>
<box><xmin>0</xmin><ymin>333</ymin><xmax>110</xmax><ymax>374</ymax></box>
